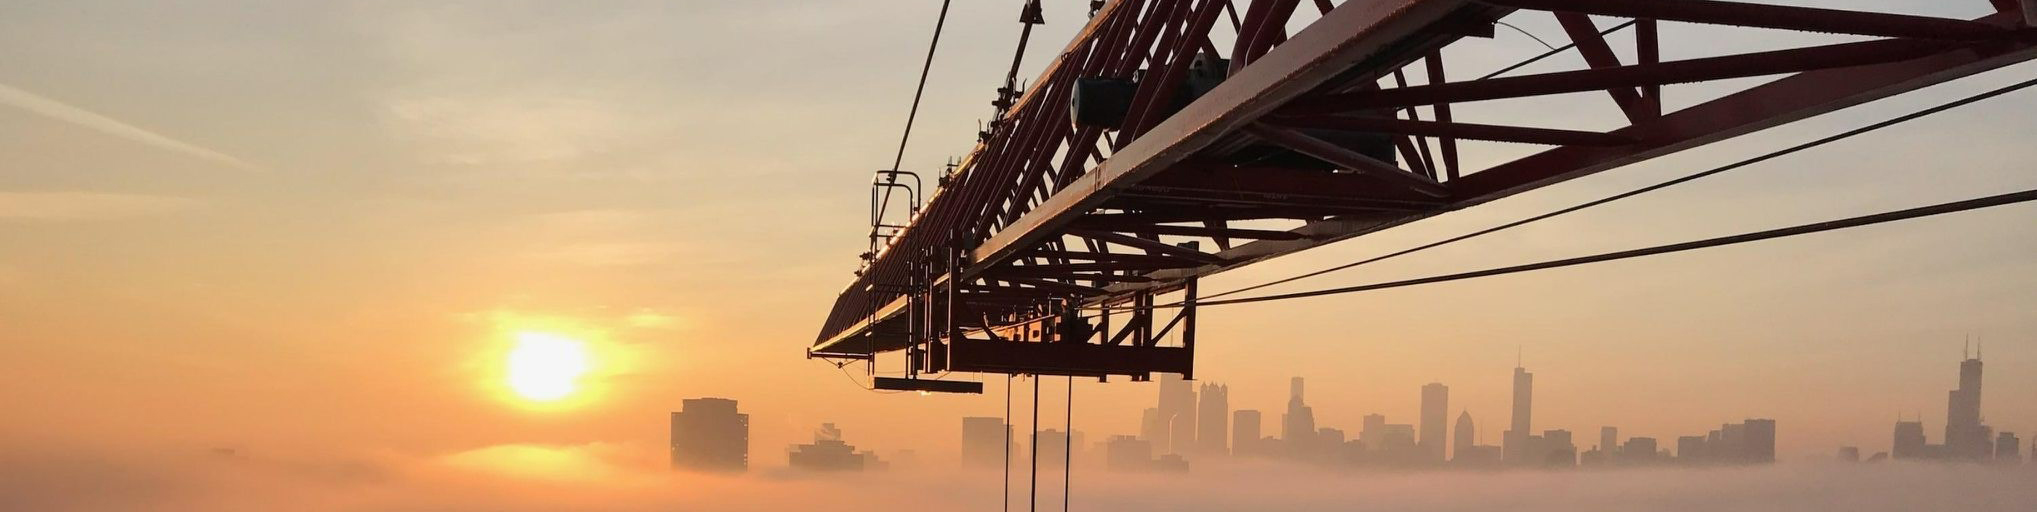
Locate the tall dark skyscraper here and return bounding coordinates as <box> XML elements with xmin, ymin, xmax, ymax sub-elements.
<box><xmin>670</xmin><ymin>397</ymin><xmax>747</xmax><ymax>472</ymax></box>
<box><xmin>1890</xmin><ymin>345</ymin><xmax>1999</xmax><ymax>462</ymax></box>
<box><xmin>961</xmin><ymin>416</ymin><xmax>1009</xmax><ymax>468</ymax></box>
<box><xmin>1197</xmin><ymin>383</ymin><xmax>1229</xmax><ymax>456</ymax></box>
<box><xmin>1944</xmin><ymin>344</ymin><xmax>1991</xmax><ymax>460</ymax></box>
<box><xmin>1893</xmin><ymin>419</ymin><xmax>1927</xmax><ymax>459</ymax></box>
<box><xmin>1504</xmin><ymin>361</ymin><xmax>1534</xmax><ymax>465</ymax></box>
<box><xmin>1282</xmin><ymin>377</ymin><xmax>1315</xmax><ymax>458</ymax></box>
<box><xmin>1510</xmin><ymin>365</ymin><xmax>1533</xmax><ymax>436</ymax></box>
<box><xmin>1233</xmin><ymin>409</ymin><xmax>1262</xmax><ymax>458</ymax></box>
<box><xmin>1742</xmin><ymin>419</ymin><xmax>1777</xmax><ymax>463</ymax></box>
<box><xmin>1600</xmin><ymin>426</ymin><xmax>1619</xmax><ymax>456</ymax></box>
<box><xmin>1452</xmin><ymin>411</ymin><xmax>1475</xmax><ymax>461</ymax></box>
<box><xmin>1419</xmin><ymin>383</ymin><xmax>1449</xmax><ymax>462</ymax></box>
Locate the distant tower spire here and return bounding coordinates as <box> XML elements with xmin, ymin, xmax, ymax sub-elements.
<box><xmin>1516</xmin><ymin>345</ymin><xmax>1523</xmax><ymax>368</ymax></box>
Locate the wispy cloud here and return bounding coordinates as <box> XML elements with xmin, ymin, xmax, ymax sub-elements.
<box><xmin>0</xmin><ymin>192</ymin><xmax>196</xmax><ymax>221</ymax></box>
<box><xmin>0</xmin><ymin>83</ymin><xmax>258</xmax><ymax>171</ymax></box>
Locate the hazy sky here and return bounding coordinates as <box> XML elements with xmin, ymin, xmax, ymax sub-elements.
<box><xmin>3</xmin><ymin>1</ymin><xmax>2036</xmax><ymax>503</ymax></box>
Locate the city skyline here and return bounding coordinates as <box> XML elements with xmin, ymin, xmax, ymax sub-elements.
<box><xmin>7</xmin><ymin>1</ymin><xmax>2037</xmax><ymax>510</ymax></box>
<box><xmin>666</xmin><ymin>344</ymin><xmax>2013</xmax><ymax>472</ymax></box>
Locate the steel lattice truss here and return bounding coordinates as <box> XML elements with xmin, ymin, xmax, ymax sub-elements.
<box><xmin>812</xmin><ymin>0</ymin><xmax>2037</xmax><ymax>378</ymax></box>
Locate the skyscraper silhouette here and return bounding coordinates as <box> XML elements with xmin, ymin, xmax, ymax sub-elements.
<box><xmin>1105</xmin><ymin>435</ymin><xmax>1154</xmax><ymax>472</ymax></box>
<box><xmin>670</xmin><ymin>397</ymin><xmax>748</xmax><ymax>472</ymax></box>
<box><xmin>1037</xmin><ymin>429</ymin><xmax>1079</xmax><ymax>469</ymax></box>
<box><xmin>1361</xmin><ymin>413</ymin><xmax>1388</xmax><ymax>451</ymax></box>
<box><xmin>1153</xmin><ymin>373</ymin><xmax>1197</xmax><ymax>455</ymax></box>
<box><xmin>1600</xmin><ymin>426</ymin><xmax>1619</xmax><ymax>458</ymax></box>
<box><xmin>1452</xmin><ymin>411</ymin><xmax>1475</xmax><ymax>462</ymax></box>
<box><xmin>1743</xmin><ymin>419</ymin><xmax>1777</xmax><ymax>463</ymax></box>
<box><xmin>1944</xmin><ymin>343</ymin><xmax>1991</xmax><ymax>460</ymax></box>
<box><xmin>1504</xmin><ymin>360</ymin><xmax>1534</xmax><ymax>465</ymax></box>
<box><xmin>1140</xmin><ymin>407</ymin><xmax>1166</xmax><ymax>449</ymax></box>
<box><xmin>1543</xmin><ymin>429</ymin><xmax>1576</xmax><ymax>467</ymax></box>
<box><xmin>1891</xmin><ymin>346</ymin><xmax>1999</xmax><ymax>461</ymax></box>
<box><xmin>1197</xmin><ymin>383</ymin><xmax>1229</xmax><ymax>456</ymax></box>
<box><xmin>961</xmin><ymin>417</ymin><xmax>1009</xmax><ymax>468</ymax></box>
<box><xmin>1233</xmin><ymin>409</ymin><xmax>1262</xmax><ymax>458</ymax></box>
<box><xmin>1893</xmin><ymin>419</ymin><xmax>1927</xmax><ymax>459</ymax></box>
<box><xmin>1282</xmin><ymin>377</ymin><xmax>1315</xmax><ymax>459</ymax></box>
<box><xmin>1993</xmin><ymin>432</ymin><xmax>2021</xmax><ymax>463</ymax></box>
<box><xmin>789</xmin><ymin>423</ymin><xmax>878</xmax><ymax>471</ymax></box>
<box><xmin>1419</xmin><ymin>383</ymin><xmax>1449</xmax><ymax>463</ymax></box>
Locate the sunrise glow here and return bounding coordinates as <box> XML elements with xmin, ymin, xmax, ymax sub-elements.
<box><xmin>506</xmin><ymin>331</ymin><xmax>589</xmax><ymax>402</ymax></box>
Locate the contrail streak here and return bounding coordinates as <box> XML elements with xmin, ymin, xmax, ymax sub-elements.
<box><xmin>0</xmin><ymin>83</ymin><xmax>259</xmax><ymax>171</ymax></box>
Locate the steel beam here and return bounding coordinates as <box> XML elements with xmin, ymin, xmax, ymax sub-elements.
<box><xmin>1242</xmin><ymin>123</ymin><xmax>1451</xmax><ymax>196</ymax></box>
<box><xmin>1297</xmin><ymin>38</ymin><xmax>1962</xmax><ymax>111</ymax></box>
<box><xmin>1481</xmin><ymin>0</ymin><xmax>2010</xmax><ymax>41</ymax></box>
<box><xmin>1265</xmin><ymin>115</ymin><xmax>1638</xmax><ymax>146</ymax></box>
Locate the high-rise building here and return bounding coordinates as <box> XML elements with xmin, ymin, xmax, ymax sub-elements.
<box><xmin>962</xmin><ymin>417</ymin><xmax>1009</xmax><ymax>468</ymax></box>
<box><xmin>1282</xmin><ymin>377</ymin><xmax>1316</xmax><ymax>458</ymax></box>
<box><xmin>1893</xmin><ymin>419</ymin><xmax>1927</xmax><ymax>459</ymax></box>
<box><xmin>1158</xmin><ymin>373</ymin><xmax>1197</xmax><ymax>455</ymax></box>
<box><xmin>1140</xmin><ymin>407</ymin><xmax>1168</xmax><ymax>450</ymax></box>
<box><xmin>1038</xmin><ymin>429</ymin><xmax>1077</xmax><ymax>469</ymax></box>
<box><xmin>1233</xmin><ymin>409</ymin><xmax>1262</xmax><ymax>457</ymax></box>
<box><xmin>1660</xmin><ymin>419</ymin><xmax>1773</xmax><ymax>465</ymax></box>
<box><xmin>1419</xmin><ymin>383</ymin><xmax>1449</xmax><ymax>462</ymax></box>
<box><xmin>1170</xmin><ymin>408</ymin><xmax>1197</xmax><ymax>456</ymax></box>
<box><xmin>1720</xmin><ymin>422</ymin><xmax>1745</xmax><ymax>459</ymax></box>
<box><xmin>1375</xmin><ymin>425</ymin><xmax>1416</xmax><ymax>452</ymax></box>
<box><xmin>1504</xmin><ymin>363</ymin><xmax>1534</xmax><ymax>465</ymax></box>
<box><xmin>789</xmin><ymin>423</ymin><xmax>878</xmax><ymax>471</ymax></box>
<box><xmin>1742</xmin><ymin>419</ymin><xmax>1777</xmax><ymax>463</ymax></box>
<box><xmin>1600</xmin><ymin>426</ymin><xmax>1619</xmax><ymax>458</ymax></box>
<box><xmin>1837</xmin><ymin>446</ymin><xmax>1861</xmax><ymax>463</ymax></box>
<box><xmin>1318</xmin><ymin>427</ymin><xmax>1346</xmax><ymax>448</ymax></box>
<box><xmin>1887</xmin><ymin>348</ymin><xmax>1998</xmax><ymax>462</ymax></box>
<box><xmin>1622</xmin><ymin>437</ymin><xmax>1658</xmax><ymax>464</ymax></box>
<box><xmin>1945</xmin><ymin>345</ymin><xmax>1991</xmax><ymax>460</ymax></box>
<box><xmin>1677</xmin><ymin>435</ymin><xmax>1707</xmax><ymax>463</ymax></box>
<box><xmin>1994</xmin><ymin>432</ymin><xmax>2021</xmax><ymax>463</ymax></box>
<box><xmin>1198</xmin><ymin>383</ymin><xmax>1229</xmax><ymax>456</ymax></box>
<box><xmin>1361</xmin><ymin>413</ymin><xmax>1388</xmax><ymax>450</ymax></box>
<box><xmin>1543</xmin><ymin>429</ymin><xmax>1576</xmax><ymax>467</ymax></box>
<box><xmin>1452</xmin><ymin>411</ymin><xmax>1476</xmax><ymax>462</ymax></box>
<box><xmin>1105</xmin><ymin>435</ymin><xmax>1153</xmax><ymax>472</ymax></box>
<box><xmin>671</xmin><ymin>397</ymin><xmax>748</xmax><ymax>472</ymax></box>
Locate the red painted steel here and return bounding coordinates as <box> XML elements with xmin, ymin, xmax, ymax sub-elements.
<box><xmin>812</xmin><ymin>0</ymin><xmax>2037</xmax><ymax>360</ymax></box>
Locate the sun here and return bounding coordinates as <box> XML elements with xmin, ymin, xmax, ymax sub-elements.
<box><xmin>505</xmin><ymin>331</ymin><xmax>590</xmax><ymax>402</ymax></box>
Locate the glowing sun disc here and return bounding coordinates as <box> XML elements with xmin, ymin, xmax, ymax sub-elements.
<box><xmin>506</xmin><ymin>332</ymin><xmax>589</xmax><ymax>401</ymax></box>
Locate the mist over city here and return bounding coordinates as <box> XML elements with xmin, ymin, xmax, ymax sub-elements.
<box><xmin>7</xmin><ymin>0</ymin><xmax>2037</xmax><ymax>510</ymax></box>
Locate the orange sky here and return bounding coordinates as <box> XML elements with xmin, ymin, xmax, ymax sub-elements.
<box><xmin>3</xmin><ymin>1</ymin><xmax>2037</xmax><ymax>487</ymax></box>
